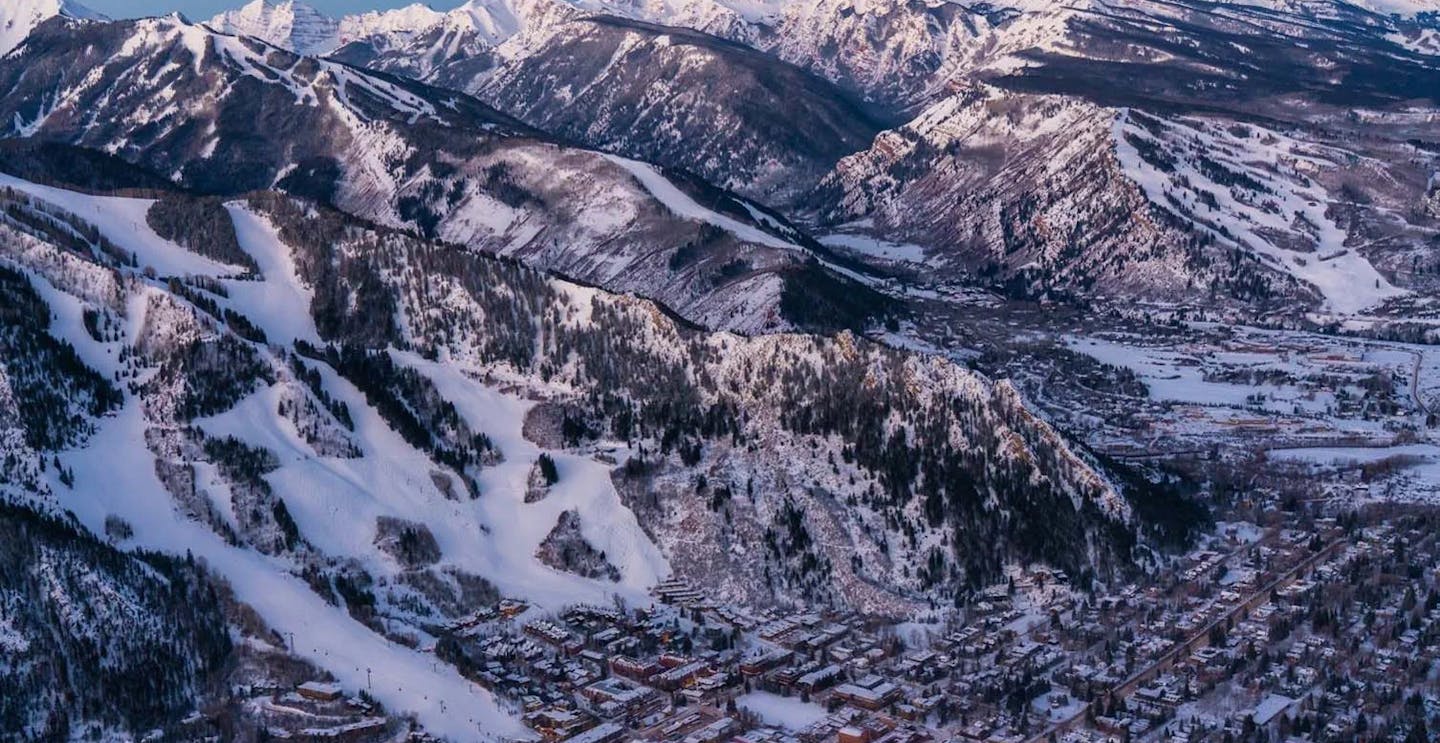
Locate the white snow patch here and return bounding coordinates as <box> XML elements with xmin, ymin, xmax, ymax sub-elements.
<box><xmin>737</xmin><ymin>691</ymin><xmax>829</xmax><ymax>730</ymax></box>
<box><xmin>819</xmin><ymin>232</ymin><xmax>927</xmax><ymax>263</ymax></box>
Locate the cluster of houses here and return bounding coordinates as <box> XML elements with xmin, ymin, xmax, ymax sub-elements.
<box><xmin>224</xmin><ymin>506</ymin><xmax>1438</xmax><ymax>743</ymax></box>
<box><xmin>1050</xmin><ymin>521</ymin><xmax>1440</xmax><ymax>742</ymax></box>
<box><xmin>205</xmin><ymin>678</ymin><xmax>392</xmax><ymax>742</ymax></box>
<box><xmin>415</xmin><ymin>507</ymin><xmax>1440</xmax><ymax>743</ymax></box>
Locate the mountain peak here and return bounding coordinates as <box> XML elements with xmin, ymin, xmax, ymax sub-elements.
<box><xmin>338</xmin><ymin>3</ymin><xmax>447</xmax><ymax>45</ymax></box>
<box><xmin>0</xmin><ymin>0</ymin><xmax>103</xmax><ymax>56</ymax></box>
<box><xmin>207</xmin><ymin>0</ymin><xmax>340</xmax><ymax>55</ymax></box>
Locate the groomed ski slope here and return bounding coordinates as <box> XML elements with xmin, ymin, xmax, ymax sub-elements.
<box><xmin>51</xmin><ymin>405</ymin><xmax>529</xmax><ymax>742</ymax></box>
<box><xmin>1111</xmin><ymin>112</ymin><xmax>1408</xmax><ymax>315</ymax></box>
<box><xmin>4</xmin><ymin>177</ymin><xmax>673</xmax><ymax>740</ymax></box>
<box><xmin>221</xmin><ymin>205</ymin><xmax>324</xmax><ymax>346</ymax></box>
<box><xmin>0</xmin><ymin>173</ymin><xmax>240</xmax><ymax>277</ymax></box>
<box><xmin>603</xmin><ymin>154</ymin><xmax>800</xmax><ymax>250</ymax></box>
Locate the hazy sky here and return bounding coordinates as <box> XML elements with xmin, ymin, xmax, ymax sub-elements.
<box><xmin>83</xmin><ymin>1</ymin><xmax>467</xmax><ymax>20</ymax></box>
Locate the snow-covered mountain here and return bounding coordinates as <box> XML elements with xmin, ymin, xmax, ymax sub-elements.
<box><xmin>0</xmin><ymin>0</ymin><xmax>101</xmax><ymax>56</ymax></box>
<box><xmin>338</xmin><ymin>12</ymin><xmax>893</xmax><ymax>204</ymax></box>
<box><xmin>804</xmin><ymin>0</ymin><xmax>1440</xmax><ymax>312</ymax></box>
<box><xmin>208</xmin><ymin>0</ymin><xmax>1028</xmax><ymax>109</ymax></box>
<box><xmin>206</xmin><ymin>0</ymin><xmax>343</xmax><ymax>55</ymax></box>
<box><xmin>328</xmin><ymin>0</ymin><xmax>597</xmax><ymax>95</ymax></box>
<box><xmin>10</xmin><ymin>0</ymin><xmax>1437</xmax><ymax>316</ymax></box>
<box><xmin>338</xmin><ymin>2</ymin><xmax>445</xmax><ymax>45</ymax></box>
<box><xmin>0</xmin><ymin>13</ymin><xmax>893</xmax><ymax>335</ymax></box>
<box><xmin>206</xmin><ymin>0</ymin><xmax>560</xmax><ymax>56</ymax></box>
<box><xmin>0</xmin><ymin>143</ymin><xmax>1195</xmax><ymax>733</ymax></box>
<box><xmin>201</xmin><ymin>0</ymin><xmax>1440</xmax><ymax>112</ymax></box>
<box><xmin>207</xmin><ymin>0</ymin><xmax>458</xmax><ymax>55</ymax></box>
<box><xmin>317</xmin><ymin>0</ymin><xmax>1438</xmax><ymax>317</ymax></box>
<box><xmin>22</xmin><ymin>0</ymin><xmax>1439</xmax><ymax>736</ymax></box>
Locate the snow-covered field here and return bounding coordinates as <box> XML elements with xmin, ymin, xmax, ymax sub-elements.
<box><xmin>736</xmin><ymin>691</ymin><xmax>829</xmax><ymax>730</ymax></box>
<box><xmin>1270</xmin><ymin>444</ymin><xmax>1440</xmax><ymax>500</ymax></box>
<box><xmin>1067</xmin><ymin>336</ymin><xmax>1274</xmax><ymax>408</ymax></box>
<box><xmin>1268</xmin><ymin>443</ymin><xmax>1440</xmax><ymax>466</ymax></box>
<box><xmin>819</xmin><ymin>231</ymin><xmax>927</xmax><ymax>263</ymax></box>
<box><xmin>1066</xmin><ymin>326</ymin><xmax>1431</xmax><ymax>425</ymax></box>
<box><xmin>1059</xmin><ymin>321</ymin><xmax>1440</xmax><ymax>502</ymax></box>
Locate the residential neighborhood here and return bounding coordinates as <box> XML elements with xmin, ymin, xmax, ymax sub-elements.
<box><xmin>322</xmin><ymin>506</ymin><xmax>1440</xmax><ymax>743</ymax></box>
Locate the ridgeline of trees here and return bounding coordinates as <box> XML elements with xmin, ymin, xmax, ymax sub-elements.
<box><xmin>0</xmin><ymin>500</ymin><xmax>231</xmax><ymax>741</ymax></box>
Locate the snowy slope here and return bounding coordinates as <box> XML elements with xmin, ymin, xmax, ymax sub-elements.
<box><xmin>0</xmin><ymin>12</ymin><xmax>889</xmax><ymax>336</ymax></box>
<box><xmin>603</xmin><ymin>154</ymin><xmax>800</xmax><ymax>250</ymax></box>
<box><xmin>0</xmin><ymin>176</ymin><xmax>674</xmax><ymax>738</ymax></box>
<box><xmin>0</xmin><ymin>174</ymin><xmax>239</xmax><ymax>277</ymax></box>
<box><xmin>55</xmin><ymin>404</ymin><xmax>529</xmax><ymax>741</ymax></box>
<box><xmin>0</xmin><ymin>165</ymin><xmax>1154</xmax><ymax>621</ymax></box>
<box><xmin>0</xmin><ymin>0</ymin><xmax>102</xmax><ymax>56</ymax></box>
<box><xmin>1112</xmin><ymin>111</ymin><xmax>1409</xmax><ymax>314</ymax></box>
<box><xmin>342</xmin><ymin>9</ymin><xmax>888</xmax><ymax>205</ymax></box>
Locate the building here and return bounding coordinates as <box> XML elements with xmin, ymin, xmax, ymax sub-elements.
<box><xmin>832</xmin><ymin>680</ymin><xmax>903</xmax><ymax>711</ymax></box>
<box><xmin>610</xmin><ymin>655</ymin><xmax>659</xmax><ymax>682</ymax></box>
<box><xmin>654</xmin><ymin>660</ymin><xmax>710</xmax><ymax>691</ymax></box>
<box><xmin>564</xmin><ymin>722</ymin><xmax>627</xmax><ymax>743</ymax></box>
<box><xmin>296</xmin><ymin>681</ymin><xmax>344</xmax><ymax>702</ymax></box>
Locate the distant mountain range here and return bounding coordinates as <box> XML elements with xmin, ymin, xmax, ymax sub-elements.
<box><xmin>159</xmin><ymin>0</ymin><xmax>1440</xmax><ymax>315</ymax></box>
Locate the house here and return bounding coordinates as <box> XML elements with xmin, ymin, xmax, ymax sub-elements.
<box><xmin>1250</xmin><ymin>694</ymin><xmax>1296</xmax><ymax>727</ymax></box>
<box><xmin>564</xmin><ymin>722</ymin><xmax>626</xmax><ymax>743</ymax></box>
<box><xmin>832</xmin><ymin>680</ymin><xmax>903</xmax><ymax>711</ymax></box>
<box><xmin>296</xmin><ymin>682</ymin><xmax>344</xmax><ymax>702</ymax></box>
